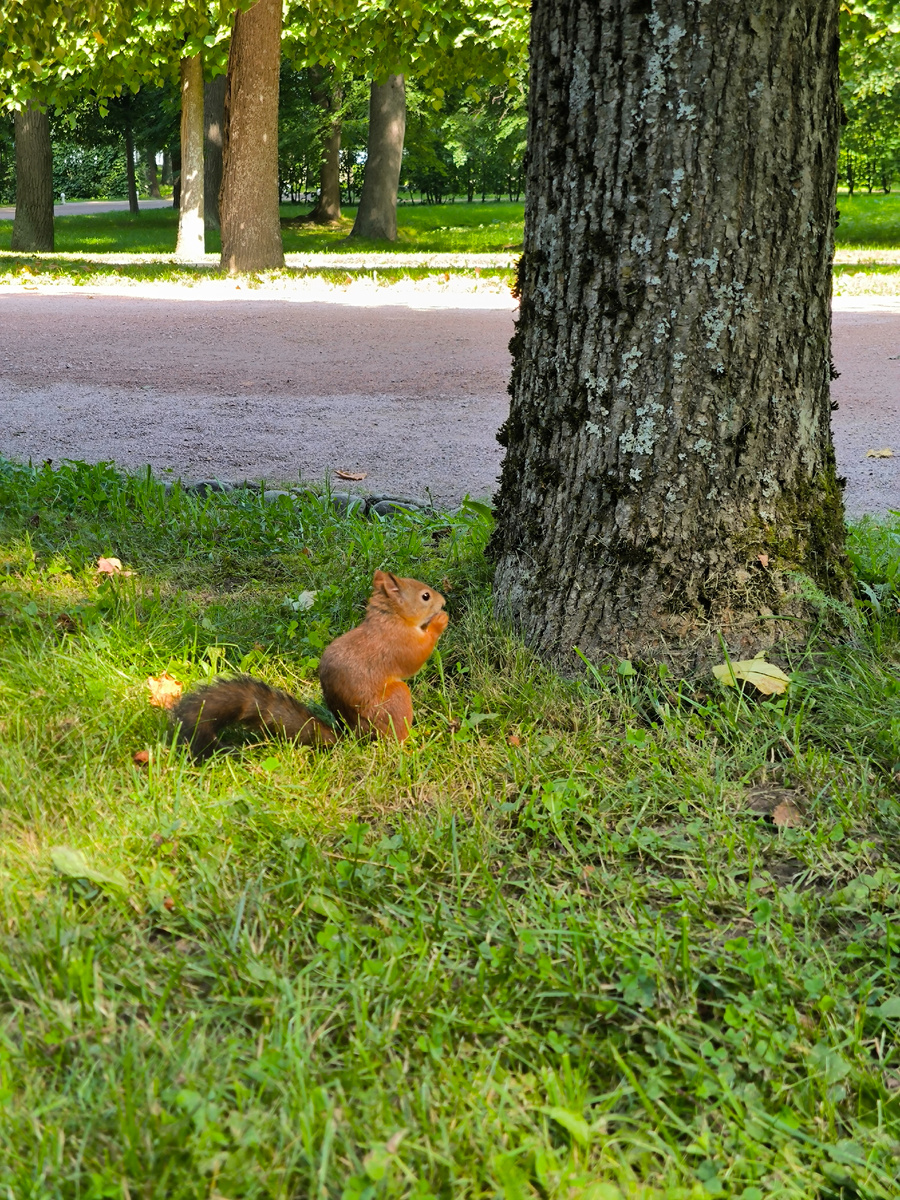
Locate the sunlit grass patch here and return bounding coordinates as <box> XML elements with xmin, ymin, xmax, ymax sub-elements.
<box><xmin>833</xmin><ymin>262</ymin><xmax>900</xmax><ymax>297</ymax></box>
<box><xmin>836</xmin><ymin>191</ymin><xmax>900</xmax><ymax>249</ymax></box>
<box><xmin>0</xmin><ymin>200</ymin><xmax>526</xmax><ymax>257</ymax></box>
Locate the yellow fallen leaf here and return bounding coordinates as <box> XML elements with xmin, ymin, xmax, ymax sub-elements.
<box><xmin>96</xmin><ymin>556</ymin><xmax>124</xmax><ymax>574</ymax></box>
<box><xmin>772</xmin><ymin>800</ymin><xmax>803</xmax><ymax>828</ymax></box>
<box><xmin>335</xmin><ymin>469</ymin><xmax>367</xmax><ymax>481</ymax></box>
<box><xmin>147</xmin><ymin>671</ymin><xmax>183</xmax><ymax>709</ymax></box>
<box><xmin>712</xmin><ymin>656</ymin><xmax>791</xmax><ymax>696</ymax></box>
<box><xmin>866</xmin><ymin>448</ymin><xmax>894</xmax><ymax>458</ymax></box>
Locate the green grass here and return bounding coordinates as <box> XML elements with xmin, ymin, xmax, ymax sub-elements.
<box><xmin>0</xmin><ymin>257</ymin><xmax>517</xmax><ymax>290</ymax></box>
<box><xmin>2</xmin><ymin>194</ymin><xmax>899</xmax><ymax>258</ymax></box>
<box><xmin>836</xmin><ymin>192</ymin><xmax>900</xmax><ymax>249</ymax></box>
<box><xmin>1</xmin><ymin>455</ymin><xmax>900</xmax><ymax>1197</ymax></box>
<box><xmin>0</xmin><ymin>201</ymin><xmax>526</xmax><ymax>257</ymax></box>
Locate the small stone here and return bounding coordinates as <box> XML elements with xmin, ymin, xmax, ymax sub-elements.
<box><xmin>185</xmin><ymin>479</ymin><xmax>234</xmax><ymax>496</ymax></box>
<box><xmin>330</xmin><ymin>492</ymin><xmax>366</xmax><ymax>515</ymax></box>
<box><xmin>366</xmin><ymin>492</ymin><xmax>429</xmax><ymax>510</ymax></box>
<box><xmin>261</xmin><ymin>489</ymin><xmax>292</xmax><ymax>503</ymax></box>
<box><xmin>370</xmin><ymin>499</ymin><xmax>424</xmax><ymax>517</ymax></box>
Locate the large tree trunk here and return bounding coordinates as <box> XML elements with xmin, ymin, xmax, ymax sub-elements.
<box><xmin>124</xmin><ymin>117</ymin><xmax>139</xmax><ymax>214</ymax></box>
<box><xmin>489</xmin><ymin>0</ymin><xmax>847</xmax><ymax>674</ymax></box>
<box><xmin>11</xmin><ymin>103</ymin><xmax>54</xmax><ymax>252</ymax></box>
<box><xmin>176</xmin><ymin>54</ymin><xmax>205</xmax><ymax>259</ymax></box>
<box><xmin>349</xmin><ymin>75</ymin><xmax>405</xmax><ymax>241</ymax></box>
<box><xmin>303</xmin><ymin>66</ymin><xmax>343</xmax><ymax>224</ymax></box>
<box><xmin>219</xmin><ymin>0</ymin><xmax>284</xmax><ymax>273</ymax></box>
<box><xmin>204</xmin><ymin>74</ymin><xmax>227</xmax><ymax>230</ymax></box>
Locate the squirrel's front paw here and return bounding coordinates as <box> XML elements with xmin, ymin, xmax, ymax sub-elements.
<box><xmin>431</xmin><ymin>611</ymin><xmax>449</xmax><ymax>635</ymax></box>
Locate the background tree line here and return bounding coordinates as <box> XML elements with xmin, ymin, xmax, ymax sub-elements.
<box><xmin>839</xmin><ymin>0</ymin><xmax>900</xmax><ymax>193</ymax></box>
<box><xmin>0</xmin><ymin>0</ymin><xmax>528</xmax><ymax>262</ymax></box>
<box><xmin>0</xmin><ymin>71</ymin><xmax>526</xmax><ymax>210</ymax></box>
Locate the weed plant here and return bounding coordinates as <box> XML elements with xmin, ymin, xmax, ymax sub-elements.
<box><xmin>1</xmin><ymin>457</ymin><xmax>900</xmax><ymax>1198</ymax></box>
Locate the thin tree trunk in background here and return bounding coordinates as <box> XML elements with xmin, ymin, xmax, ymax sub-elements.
<box><xmin>219</xmin><ymin>0</ymin><xmax>284</xmax><ymax>272</ymax></box>
<box><xmin>349</xmin><ymin>75</ymin><xmax>405</xmax><ymax>241</ymax></box>
<box><xmin>204</xmin><ymin>74</ymin><xmax>227</xmax><ymax>230</ymax></box>
<box><xmin>489</xmin><ymin>0</ymin><xmax>847</xmax><ymax>673</ymax></box>
<box><xmin>176</xmin><ymin>54</ymin><xmax>205</xmax><ymax>259</ymax></box>
<box><xmin>11</xmin><ymin>102</ymin><xmax>54</xmax><ymax>251</ymax></box>
<box><xmin>146</xmin><ymin>153</ymin><xmax>162</xmax><ymax>198</ymax></box>
<box><xmin>124</xmin><ymin>117</ymin><xmax>139</xmax><ymax>214</ymax></box>
<box><xmin>303</xmin><ymin>66</ymin><xmax>342</xmax><ymax>224</ymax></box>
<box><xmin>161</xmin><ymin>149</ymin><xmax>172</xmax><ymax>185</ymax></box>
<box><xmin>172</xmin><ymin>145</ymin><xmax>181</xmax><ymax>208</ymax></box>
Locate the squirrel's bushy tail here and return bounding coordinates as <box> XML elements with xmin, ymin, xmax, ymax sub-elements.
<box><xmin>173</xmin><ymin>675</ymin><xmax>338</xmax><ymax>758</ymax></box>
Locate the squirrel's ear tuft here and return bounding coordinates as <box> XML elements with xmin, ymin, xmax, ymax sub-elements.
<box><xmin>373</xmin><ymin>569</ymin><xmax>402</xmax><ymax>597</ymax></box>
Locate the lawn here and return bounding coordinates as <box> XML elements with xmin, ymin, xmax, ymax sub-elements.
<box><xmin>0</xmin><ymin>200</ymin><xmax>526</xmax><ymax>256</ymax></box>
<box><xmin>836</xmin><ymin>191</ymin><xmax>900</xmax><ymax>249</ymax></box>
<box><xmin>1</xmin><ymin>457</ymin><xmax>899</xmax><ymax>1197</ymax></box>
<box><xmin>2</xmin><ymin>194</ymin><xmax>899</xmax><ymax>258</ymax></box>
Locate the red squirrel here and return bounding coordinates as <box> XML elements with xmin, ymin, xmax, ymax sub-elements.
<box><xmin>174</xmin><ymin>570</ymin><xmax>448</xmax><ymax>757</ymax></box>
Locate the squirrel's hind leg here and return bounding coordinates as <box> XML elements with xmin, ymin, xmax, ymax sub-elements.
<box><xmin>363</xmin><ymin>680</ymin><xmax>414</xmax><ymax>741</ymax></box>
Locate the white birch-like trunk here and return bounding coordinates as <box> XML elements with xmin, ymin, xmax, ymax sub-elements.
<box><xmin>176</xmin><ymin>54</ymin><xmax>205</xmax><ymax>260</ymax></box>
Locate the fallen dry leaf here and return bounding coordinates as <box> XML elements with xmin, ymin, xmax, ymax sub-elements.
<box><xmin>147</xmin><ymin>671</ymin><xmax>183</xmax><ymax>710</ymax></box>
<box><xmin>133</xmin><ymin>749</ymin><xmax>151</xmax><ymax>765</ymax></box>
<box><xmin>757</xmin><ymin>553</ymin><xmax>769</xmax><ymax>568</ymax></box>
<box><xmin>385</xmin><ymin>1130</ymin><xmax>407</xmax><ymax>1154</ymax></box>
<box><xmin>96</xmin><ymin>556</ymin><xmax>134</xmax><ymax>577</ymax></box>
<box><xmin>746</xmin><ymin>786</ymin><xmax>807</xmax><ymax>831</ymax></box>
<box><xmin>866</xmin><ymin>448</ymin><xmax>895</xmax><ymax>458</ymax></box>
<box><xmin>335</xmin><ymin>469</ymin><xmax>368</xmax><ymax>482</ymax></box>
<box><xmin>772</xmin><ymin>800</ymin><xmax>804</xmax><ymax>828</ymax></box>
<box><xmin>746</xmin><ymin>785</ymin><xmax>802</xmax><ymax>814</ymax></box>
<box><xmin>507</xmin><ymin>734</ymin><xmax>522</xmax><ymax>746</ymax></box>
<box><xmin>713</xmin><ymin>656</ymin><xmax>791</xmax><ymax>696</ymax></box>
<box><xmin>163</xmin><ymin>896</ymin><xmax>176</xmax><ymax>911</ymax></box>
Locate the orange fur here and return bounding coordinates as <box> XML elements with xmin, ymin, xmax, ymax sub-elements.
<box><xmin>174</xmin><ymin>570</ymin><xmax>447</xmax><ymax>756</ymax></box>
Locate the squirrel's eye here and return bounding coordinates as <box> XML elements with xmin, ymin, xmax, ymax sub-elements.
<box><xmin>421</xmin><ymin>591</ymin><xmax>430</xmax><ymax>602</ymax></box>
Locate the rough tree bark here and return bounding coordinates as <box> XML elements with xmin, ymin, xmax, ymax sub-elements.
<box><xmin>124</xmin><ymin>116</ymin><xmax>139</xmax><ymax>214</ymax></box>
<box><xmin>176</xmin><ymin>54</ymin><xmax>205</xmax><ymax>259</ymax></box>
<box><xmin>171</xmin><ymin>145</ymin><xmax>181</xmax><ymax>208</ymax></box>
<box><xmin>11</xmin><ymin>103</ymin><xmax>54</xmax><ymax>252</ymax></box>
<box><xmin>219</xmin><ymin>0</ymin><xmax>284</xmax><ymax>272</ymax></box>
<box><xmin>303</xmin><ymin>66</ymin><xmax>343</xmax><ymax>224</ymax></box>
<box><xmin>349</xmin><ymin>75</ymin><xmax>405</xmax><ymax>241</ymax></box>
<box><xmin>204</xmin><ymin>74</ymin><xmax>227</xmax><ymax>230</ymax></box>
<box><xmin>146</xmin><ymin>153</ymin><xmax>162</xmax><ymax>198</ymax></box>
<box><xmin>489</xmin><ymin>0</ymin><xmax>847</xmax><ymax>673</ymax></box>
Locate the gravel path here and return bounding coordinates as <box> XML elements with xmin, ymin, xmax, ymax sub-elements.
<box><xmin>0</xmin><ymin>282</ymin><xmax>897</xmax><ymax>517</ymax></box>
